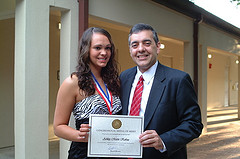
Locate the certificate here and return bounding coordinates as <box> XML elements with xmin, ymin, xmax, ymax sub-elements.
<box><xmin>88</xmin><ymin>114</ymin><xmax>144</xmax><ymax>158</ymax></box>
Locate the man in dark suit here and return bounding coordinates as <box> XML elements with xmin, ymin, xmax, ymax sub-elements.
<box><xmin>120</xmin><ymin>23</ymin><xmax>203</xmax><ymax>159</ymax></box>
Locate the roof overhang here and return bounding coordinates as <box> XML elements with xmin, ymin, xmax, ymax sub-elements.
<box><xmin>152</xmin><ymin>0</ymin><xmax>240</xmax><ymax>38</ymax></box>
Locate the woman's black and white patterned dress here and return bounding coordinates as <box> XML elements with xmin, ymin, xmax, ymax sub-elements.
<box><xmin>68</xmin><ymin>94</ymin><xmax>122</xmax><ymax>159</ymax></box>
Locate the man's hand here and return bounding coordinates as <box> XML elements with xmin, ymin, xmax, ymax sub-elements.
<box><xmin>139</xmin><ymin>130</ymin><xmax>164</xmax><ymax>150</ymax></box>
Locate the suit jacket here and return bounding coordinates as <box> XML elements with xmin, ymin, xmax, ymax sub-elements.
<box><xmin>120</xmin><ymin>62</ymin><xmax>203</xmax><ymax>159</ymax></box>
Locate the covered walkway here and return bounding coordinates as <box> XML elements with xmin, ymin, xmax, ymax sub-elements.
<box><xmin>188</xmin><ymin>105</ymin><xmax>240</xmax><ymax>159</ymax></box>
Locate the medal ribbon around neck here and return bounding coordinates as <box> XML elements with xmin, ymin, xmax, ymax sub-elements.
<box><xmin>91</xmin><ymin>72</ymin><xmax>113</xmax><ymax>115</ymax></box>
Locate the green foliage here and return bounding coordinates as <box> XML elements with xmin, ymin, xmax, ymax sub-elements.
<box><xmin>231</xmin><ymin>0</ymin><xmax>240</xmax><ymax>6</ymax></box>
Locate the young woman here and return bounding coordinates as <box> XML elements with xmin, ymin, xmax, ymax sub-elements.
<box><xmin>53</xmin><ymin>27</ymin><xmax>122</xmax><ymax>159</ymax></box>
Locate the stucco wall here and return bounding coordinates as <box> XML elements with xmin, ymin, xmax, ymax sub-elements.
<box><xmin>0</xmin><ymin>14</ymin><xmax>61</xmax><ymax>148</ymax></box>
<box><xmin>207</xmin><ymin>51</ymin><xmax>238</xmax><ymax>108</ymax></box>
<box><xmin>199</xmin><ymin>24</ymin><xmax>240</xmax><ymax>54</ymax></box>
<box><xmin>89</xmin><ymin>0</ymin><xmax>194</xmax><ymax>76</ymax></box>
<box><xmin>0</xmin><ymin>18</ymin><xmax>14</xmax><ymax>148</ymax></box>
<box><xmin>89</xmin><ymin>17</ymin><xmax>184</xmax><ymax>72</ymax></box>
<box><xmin>49</xmin><ymin>13</ymin><xmax>60</xmax><ymax>140</ymax></box>
<box><xmin>199</xmin><ymin>24</ymin><xmax>240</xmax><ymax>108</ymax></box>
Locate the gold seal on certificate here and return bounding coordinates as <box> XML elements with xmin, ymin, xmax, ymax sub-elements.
<box><xmin>88</xmin><ymin>114</ymin><xmax>144</xmax><ymax>158</ymax></box>
<box><xmin>112</xmin><ymin>119</ymin><xmax>122</xmax><ymax>129</ymax></box>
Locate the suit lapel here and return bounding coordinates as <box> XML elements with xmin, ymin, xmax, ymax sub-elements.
<box><xmin>121</xmin><ymin>69</ymin><xmax>137</xmax><ymax>115</ymax></box>
<box><xmin>144</xmin><ymin>63</ymin><xmax>166</xmax><ymax>129</ymax></box>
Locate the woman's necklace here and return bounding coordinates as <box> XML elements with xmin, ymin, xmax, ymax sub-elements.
<box><xmin>91</xmin><ymin>72</ymin><xmax>113</xmax><ymax>114</ymax></box>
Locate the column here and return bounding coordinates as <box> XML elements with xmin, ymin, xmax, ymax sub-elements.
<box><xmin>53</xmin><ymin>1</ymin><xmax>79</xmax><ymax>159</ymax></box>
<box><xmin>198</xmin><ymin>45</ymin><xmax>208</xmax><ymax>133</ymax></box>
<box><xmin>238</xmin><ymin>56</ymin><xmax>240</xmax><ymax>119</ymax></box>
<box><xmin>15</xmin><ymin>0</ymin><xmax>49</xmax><ymax>158</ymax></box>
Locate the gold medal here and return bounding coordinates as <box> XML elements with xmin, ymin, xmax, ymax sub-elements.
<box><xmin>112</xmin><ymin>119</ymin><xmax>122</xmax><ymax>129</ymax></box>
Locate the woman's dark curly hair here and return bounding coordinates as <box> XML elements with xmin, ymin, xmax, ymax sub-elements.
<box><xmin>72</xmin><ymin>27</ymin><xmax>120</xmax><ymax>97</ymax></box>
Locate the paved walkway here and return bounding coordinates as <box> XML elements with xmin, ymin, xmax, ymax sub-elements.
<box><xmin>1</xmin><ymin>106</ymin><xmax>239</xmax><ymax>159</ymax></box>
<box><xmin>188</xmin><ymin>106</ymin><xmax>240</xmax><ymax>159</ymax></box>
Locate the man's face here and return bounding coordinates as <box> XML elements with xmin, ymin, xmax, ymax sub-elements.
<box><xmin>129</xmin><ymin>30</ymin><xmax>160</xmax><ymax>73</ymax></box>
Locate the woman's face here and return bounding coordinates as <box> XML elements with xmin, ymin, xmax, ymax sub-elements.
<box><xmin>89</xmin><ymin>33</ymin><xmax>112</xmax><ymax>72</ymax></box>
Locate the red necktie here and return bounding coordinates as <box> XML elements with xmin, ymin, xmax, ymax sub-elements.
<box><xmin>130</xmin><ymin>75</ymin><xmax>144</xmax><ymax>116</ymax></box>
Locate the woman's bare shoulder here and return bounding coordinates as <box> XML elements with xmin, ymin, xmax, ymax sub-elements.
<box><xmin>63</xmin><ymin>74</ymin><xmax>78</xmax><ymax>85</ymax></box>
<box><xmin>61</xmin><ymin>74</ymin><xmax>86</xmax><ymax>102</ymax></box>
<box><xmin>58</xmin><ymin>75</ymin><xmax>78</xmax><ymax>93</ymax></box>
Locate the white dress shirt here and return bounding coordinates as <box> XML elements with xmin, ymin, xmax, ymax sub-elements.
<box><xmin>128</xmin><ymin>61</ymin><xmax>158</xmax><ymax>116</ymax></box>
<box><xmin>128</xmin><ymin>61</ymin><xmax>167</xmax><ymax>152</ymax></box>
